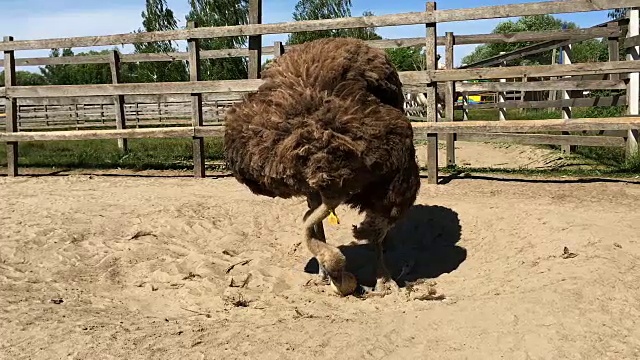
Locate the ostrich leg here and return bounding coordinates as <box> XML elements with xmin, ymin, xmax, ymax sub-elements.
<box><xmin>302</xmin><ymin>200</ymin><xmax>357</xmax><ymax>296</ymax></box>
<box><xmin>353</xmin><ymin>212</ymin><xmax>400</xmax><ymax>297</ymax></box>
<box><xmin>303</xmin><ymin>192</ymin><xmax>329</xmax><ymax>282</ymax></box>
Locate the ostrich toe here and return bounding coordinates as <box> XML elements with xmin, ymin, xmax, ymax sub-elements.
<box><xmin>329</xmin><ymin>271</ymin><xmax>358</xmax><ymax>296</ymax></box>
<box><xmin>318</xmin><ymin>262</ymin><xmax>329</xmax><ymax>281</ymax></box>
<box><xmin>374</xmin><ymin>276</ymin><xmax>401</xmax><ymax>294</ymax></box>
<box><xmin>360</xmin><ymin>271</ymin><xmax>402</xmax><ymax>298</ymax></box>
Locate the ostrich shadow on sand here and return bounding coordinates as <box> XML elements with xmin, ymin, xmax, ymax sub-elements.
<box><xmin>304</xmin><ymin>204</ymin><xmax>466</xmax><ymax>288</ymax></box>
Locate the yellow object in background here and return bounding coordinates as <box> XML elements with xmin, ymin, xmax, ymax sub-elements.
<box><xmin>328</xmin><ymin>210</ymin><xmax>340</xmax><ymax>225</ymax></box>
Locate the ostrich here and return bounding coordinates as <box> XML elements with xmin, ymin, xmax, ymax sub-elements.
<box><xmin>224</xmin><ymin>37</ymin><xmax>421</xmax><ymax>297</ymax></box>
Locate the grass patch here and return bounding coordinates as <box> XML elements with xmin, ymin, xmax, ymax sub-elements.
<box><xmin>454</xmin><ymin>105</ymin><xmax>625</xmax><ymax>121</ymax></box>
<box><xmin>0</xmin><ymin>104</ymin><xmax>637</xmax><ymax>176</ymax></box>
<box><xmin>449</xmin><ymin>106</ymin><xmax>638</xmax><ymax>175</ymax></box>
<box><xmin>0</xmin><ymin>137</ymin><xmax>225</xmax><ymax>170</ymax></box>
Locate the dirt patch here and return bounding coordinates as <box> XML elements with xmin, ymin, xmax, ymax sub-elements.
<box><xmin>1</xmin><ymin>171</ymin><xmax>640</xmax><ymax>359</ymax></box>
<box><xmin>415</xmin><ymin>140</ymin><xmax>567</xmax><ymax>170</ymax></box>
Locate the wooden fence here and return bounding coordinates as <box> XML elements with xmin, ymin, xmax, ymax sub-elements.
<box><xmin>1</xmin><ymin>0</ymin><xmax>639</xmax><ymax>184</ymax></box>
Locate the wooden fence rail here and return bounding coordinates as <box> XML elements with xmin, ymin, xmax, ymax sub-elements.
<box><xmin>1</xmin><ymin>60</ymin><xmax>636</xmax><ymax>99</ymax></box>
<box><xmin>0</xmin><ymin>27</ymin><xmax>621</xmax><ymax>68</ymax></box>
<box><xmin>2</xmin><ymin>117</ymin><xmax>639</xmax><ymax>142</ymax></box>
<box><xmin>1</xmin><ymin>0</ymin><xmax>639</xmax><ymax>185</ymax></box>
<box><xmin>0</xmin><ymin>0</ymin><xmax>636</xmax><ymax>52</ymax></box>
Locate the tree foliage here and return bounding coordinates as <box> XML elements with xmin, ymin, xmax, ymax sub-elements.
<box><xmin>0</xmin><ymin>70</ymin><xmax>48</xmax><ymax>86</ymax></box>
<box><xmin>285</xmin><ymin>1</ymin><xmax>429</xmax><ymax>73</ymax></box>
<box><xmin>132</xmin><ymin>0</ymin><xmax>188</xmax><ymax>83</ymax></box>
<box><xmin>385</xmin><ymin>46</ymin><xmax>424</xmax><ymax>71</ymax></box>
<box><xmin>286</xmin><ymin>1</ymin><xmax>381</xmax><ymax>45</ymax></box>
<box><xmin>185</xmin><ymin>0</ymin><xmax>249</xmax><ymax>80</ymax></box>
<box><xmin>39</xmin><ymin>48</ymin><xmax>139</xmax><ymax>85</ymax></box>
<box><xmin>462</xmin><ymin>15</ymin><xmax>574</xmax><ymax>66</ymax></box>
<box><xmin>461</xmin><ymin>15</ymin><xmax>608</xmax><ymax>67</ymax></box>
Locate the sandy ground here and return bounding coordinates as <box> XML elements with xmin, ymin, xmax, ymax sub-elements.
<box><xmin>2</xmin><ymin>141</ymin><xmax>640</xmax><ymax>359</ymax></box>
<box><xmin>419</xmin><ymin>141</ymin><xmax>569</xmax><ymax>170</ymax></box>
<box><xmin>1</xmin><ymin>173</ymin><xmax>640</xmax><ymax>359</ymax></box>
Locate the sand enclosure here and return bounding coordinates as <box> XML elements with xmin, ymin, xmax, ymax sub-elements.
<box><xmin>2</xmin><ymin>150</ymin><xmax>640</xmax><ymax>358</ymax></box>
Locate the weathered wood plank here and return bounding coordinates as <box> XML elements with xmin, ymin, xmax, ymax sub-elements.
<box><xmin>410</xmin><ymin>117</ymin><xmax>640</xmax><ymax>134</ymax></box>
<box><xmin>0</xmin><ymin>28</ymin><xmax>619</xmax><ymax>68</ymax></box>
<box><xmin>435</xmin><ymin>0</ymin><xmax>639</xmax><ymax>23</ymax></box>
<box><xmin>13</xmin><ymin>93</ymin><xmax>244</xmax><ymax>106</ymax></box>
<box><xmin>273</xmin><ymin>41</ymin><xmax>285</xmax><ymax>57</ymax></box>
<box><xmin>0</xmin><ymin>127</ymin><xmax>195</xmax><ymax>141</ymax></box>
<box><xmin>4</xmin><ymin>36</ymin><xmax>18</xmax><ymax>177</ymax></box>
<box><xmin>444</xmin><ymin>31</ymin><xmax>455</xmax><ymax>167</ymax></box>
<box><xmin>434</xmin><ymin>60</ymin><xmax>640</xmax><ymax>82</ymax></box>
<box><xmin>461</xmin><ymin>95</ymin><xmax>628</xmax><ymax>110</ymax></box>
<box><xmin>188</xmin><ymin>21</ymin><xmax>205</xmax><ymax>179</ymax></box>
<box><xmin>25</xmin><ymin>63</ymin><xmax>622</xmax><ymax>97</ymax></box>
<box><xmin>626</xmin><ymin>9</ymin><xmax>639</xmax><ymax>158</ymax></box>
<box><xmin>624</xmin><ymin>34</ymin><xmax>640</xmax><ymax>49</ymax></box>
<box><xmin>0</xmin><ymin>0</ymin><xmax>635</xmax><ymax>51</ymax></box>
<box><xmin>109</xmin><ymin>49</ymin><xmax>128</xmax><ymax>152</ymax></box>
<box><xmin>2</xmin><ymin>119</ymin><xmax>638</xmax><ymax>142</ymax></box>
<box><xmin>6</xmin><ymin>79</ymin><xmax>263</xmax><ymax>98</ymax></box>
<box><xmin>455</xmin><ymin>79</ymin><xmax>626</xmax><ymax>92</ymax></box>
<box><xmin>248</xmin><ymin>0</ymin><xmax>262</xmax><ymax>80</ymax></box>
<box><xmin>395</xmin><ymin>61</ymin><xmax>637</xmax><ymax>91</ymax></box>
<box><xmin>425</xmin><ymin>2</ymin><xmax>438</xmax><ymax>184</ymax></box>
<box><xmin>0</xmin><ymin>12</ymin><xmax>428</xmax><ymax>51</ymax></box>
<box><xmin>560</xmin><ymin>44</ymin><xmax>573</xmax><ymax>154</ymax></box>
<box><xmin>608</xmin><ymin>22</ymin><xmax>620</xmax><ymax>82</ymax></box>
<box><xmin>457</xmin><ymin>133</ymin><xmax>625</xmax><ymax>147</ymax></box>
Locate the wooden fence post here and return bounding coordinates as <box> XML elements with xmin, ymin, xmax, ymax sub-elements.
<box><xmin>274</xmin><ymin>41</ymin><xmax>285</xmax><ymax>57</ymax></box>
<box><xmin>548</xmin><ymin>48</ymin><xmax>557</xmax><ymax>112</ymax></box>
<box><xmin>462</xmin><ymin>92</ymin><xmax>469</xmax><ymax>121</ymax></box>
<box><xmin>498</xmin><ymin>53</ymin><xmax>507</xmax><ymax>121</ymax></box>
<box><xmin>3</xmin><ymin>36</ymin><xmax>18</xmax><ymax>176</ymax></box>
<box><xmin>560</xmin><ymin>44</ymin><xmax>573</xmax><ymax>155</ymax></box>
<box><xmin>188</xmin><ymin>21</ymin><xmax>205</xmax><ymax>178</ymax></box>
<box><xmin>109</xmin><ymin>49</ymin><xmax>128</xmax><ymax>152</ymax></box>
<box><xmin>444</xmin><ymin>31</ymin><xmax>456</xmax><ymax>167</ymax></box>
<box><xmin>248</xmin><ymin>0</ymin><xmax>262</xmax><ymax>79</ymax></box>
<box><xmin>425</xmin><ymin>1</ymin><xmax>439</xmax><ymax>184</ymax></box>
<box><xmin>627</xmin><ymin>8</ymin><xmax>639</xmax><ymax>157</ymax></box>
<box><xmin>608</xmin><ymin>22</ymin><xmax>620</xmax><ymax>82</ymax></box>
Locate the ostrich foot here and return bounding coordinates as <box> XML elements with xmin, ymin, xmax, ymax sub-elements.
<box><xmin>328</xmin><ymin>271</ymin><xmax>358</xmax><ymax>297</ymax></box>
<box><xmin>361</xmin><ymin>276</ymin><xmax>402</xmax><ymax>298</ymax></box>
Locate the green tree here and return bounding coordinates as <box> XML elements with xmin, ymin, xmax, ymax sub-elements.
<box><xmin>132</xmin><ymin>0</ymin><xmax>188</xmax><ymax>83</ymax></box>
<box><xmin>284</xmin><ymin>1</ymin><xmax>431</xmax><ymax>73</ymax></box>
<box><xmin>39</xmin><ymin>48</ymin><xmax>138</xmax><ymax>85</ymax></box>
<box><xmin>0</xmin><ymin>70</ymin><xmax>49</xmax><ymax>86</ymax></box>
<box><xmin>462</xmin><ymin>15</ymin><xmax>577</xmax><ymax>66</ymax></box>
<box><xmin>39</xmin><ymin>48</ymin><xmax>75</xmax><ymax>85</ymax></box>
<box><xmin>286</xmin><ymin>1</ymin><xmax>381</xmax><ymax>45</ymax></box>
<box><xmin>385</xmin><ymin>46</ymin><xmax>424</xmax><ymax>71</ymax></box>
<box><xmin>571</xmin><ymin>39</ymin><xmax>609</xmax><ymax>63</ymax></box>
<box><xmin>462</xmin><ymin>14</ymin><xmax>608</xmax><ymax>66</ymax></box>
<box><xmin>185</xmin><ymin>0</ymin><xmax>249</xmax><ymax>80</ymax></box>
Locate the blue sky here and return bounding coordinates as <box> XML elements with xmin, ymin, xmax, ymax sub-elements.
<box><xmin>0</xmin><ymin>0</ymin><xmax>611</xmax><ymax>72</ymax></box>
